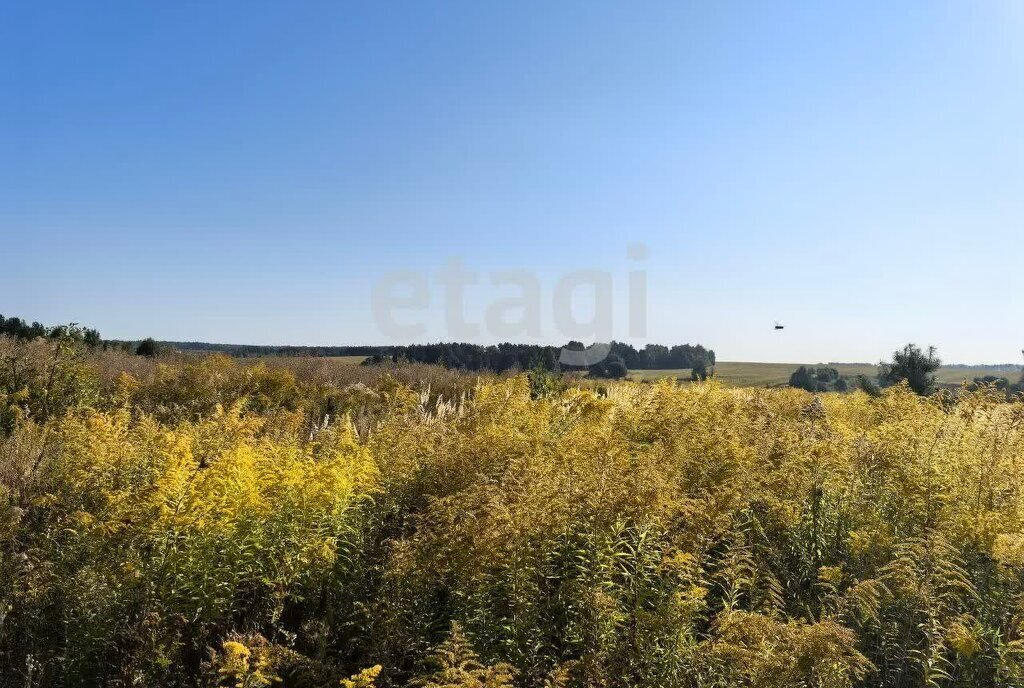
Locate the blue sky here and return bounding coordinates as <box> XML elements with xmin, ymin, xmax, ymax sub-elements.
<box><xmin>3</xmin><ymin>1</ymin><xmax>1023</xmax><ymax>363</ymax></box>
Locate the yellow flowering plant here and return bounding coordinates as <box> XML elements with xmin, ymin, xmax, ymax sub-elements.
<box><xmin>4</xmin><ymin>343</ymin><xmax>1024</xmax><ymax>687</ymax></box>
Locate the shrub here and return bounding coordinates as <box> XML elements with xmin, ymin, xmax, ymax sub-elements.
<box><xmin>789</xmin><ymin>365</ymin><xmax>848</xmax><ymax>393</ymax></box>
<box><xmin>0</xmin><ymin>334</ymin><xmax>99</xmax><ymax>432</ymax></box>
<box><xmin>136</xmin><ymin>337</ymin><xmax>161</xmax><ymax>357</ymax></box>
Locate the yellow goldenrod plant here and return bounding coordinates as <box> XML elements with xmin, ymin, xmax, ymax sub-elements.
<box><xmin>2</xmin><ymin>336</ymin><xmax>1024</xmax><ymax>686</ymax></box>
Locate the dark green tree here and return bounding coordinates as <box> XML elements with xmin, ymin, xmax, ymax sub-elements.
<box><xmin>690</xmin><ymin>357</ymin><xmax>713</xmax><ymax>381</ymax></box>
<box><xmin>589</xmin><ymin>353</ymin><xmax>628</xmax><ymax>379</ymax></box>
<box><xmin>603</xmin><ymin>354</ymin><xmax>628</xmax><ymax>379</ymax></box>
<box><xmin>879</xmin><ymin>344</ymin><xmax>941</xmax><ymax>395</ymax></box>
<box><xmin>136</xmin><ymin>337</ymin><xmax>161</xmax><ymax>358</ymax></box>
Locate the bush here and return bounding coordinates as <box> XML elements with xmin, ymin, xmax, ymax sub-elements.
<box><xmin>690</xmin><ymin>357</ymin><xmax>713</xmax><ymax>381</ymax></box>
<box><xmin>789</xmin><ymin>365</ymin><xmax>848</xmax><ymax>393</ymax></box>
<box><xmin>588</xmin><ymin>353</ymin><xmax>628</xmax><ymax>379</ymax></box>
<box><xmin>136</xmin><ymin>337</ymin><xmax>161</xmax><ymax>357</ymax></box>
<box><xmin>0</xmin><ymin>334</ymin><xmax>99</xmax><ymax>432</ymax></box>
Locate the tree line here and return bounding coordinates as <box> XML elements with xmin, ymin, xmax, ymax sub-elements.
<box><xmin>155</xmin><ymin>341</ymin><xmax>388</xmax><ymax>357</ymax></box>
<box><xmin>3</xmin><ymin>314</ymin><xmax>717</xmax><ymax>376</ymax></box>
<box><xmin>362</xmin><ymin>341</ymin><xmax>716</xmax><ymax>376</ymax></box>
<box><xmin>0</xmin><ymin>314</ymin><xmax>101</xmax><ymax>347</ymax></box>
<box><xmin>171</xmin><ymin>340</ymin><xmax>717</xmax><ymax>374</ymax></box>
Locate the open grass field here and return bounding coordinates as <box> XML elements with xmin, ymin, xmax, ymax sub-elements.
<box><xmin>318</xmin><ymin>355</ymin><xmax>368</xmax><ymax>364</ymax></box>
<box><xmin>268</xmin><ymin>356</ymin><xmax>1021</xmax><ymax>389</ymax></box>
<box><xmin>630</xmin><ymin>361</ymin><xmax>1023</xmax><ymax>388</ymax></box>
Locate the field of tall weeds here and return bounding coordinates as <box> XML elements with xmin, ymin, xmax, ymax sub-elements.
<box><xmin>3</xmin><ymin>335</ymin><xmax>1024</xmax><ymax>687</ymax></box>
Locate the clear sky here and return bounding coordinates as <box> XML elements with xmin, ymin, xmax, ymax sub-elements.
<box><xmin>3</xmin><ymin>2</ymin><xmax>1023</xmax><ymax>363</ymax></box>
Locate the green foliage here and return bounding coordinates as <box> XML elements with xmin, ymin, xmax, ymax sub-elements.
<box><xmin>790</xmin><ymin>366</ymin><xmax>849</xmax><ymax>393</ymax></box>
<box><xmin>136</xmin><ymin>336</ymin><xmax>162</xmax><ymax>357</ymax></box>
<box><xmin>1</xmin><ymin>315</ymin><xmax>101</xmax><ymax>348</ymax></box>
<box><xmin>410</xmin><ymin>623</ymin><xmax>515</xmax><ymax>688</ymax></box>
<box><xmin>690</xmin><ymin>357</ymin><xmax>713</xmax><ymax>381</ymax></box>
<box><xmin>527</xmin><ymin>364</ymin><xmax>568</xmax><ymax>399</ymax></box>
<box><xmin>880</xmin><ymin>344</ymin><xmax>942</xmax><ymax>395</ymax></box>
<box><xmin>588</xmin><ymin>353</ymin><xmax>628</xmax><ymax>379</ymax></box>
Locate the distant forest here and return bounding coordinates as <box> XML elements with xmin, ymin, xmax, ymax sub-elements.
<box><xmin>167</xmin><ymin>339</ymin><xmax>716</xmax><ymax>374</ymax></box>
<box><xmin>1</xmin><ymin>313</ymin><xmax>715</xmax><ymax>374</ymax></box>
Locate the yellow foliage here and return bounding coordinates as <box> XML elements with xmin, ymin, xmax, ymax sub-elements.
<box><xmin>5</xmin><ymin>362</ymin><xmax>1024</xmax><ymax>687</ymax></box>
<box><xmin>341</xmin><ymin>664</ymin><xmax>383</xmax><ymax>688</ymax></box>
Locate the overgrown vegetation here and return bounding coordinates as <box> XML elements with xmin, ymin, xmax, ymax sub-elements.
<box><xmin>3</xmin><ymin>333</ymin><xmax>1024</xmax><ymax>687</ymax></box>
